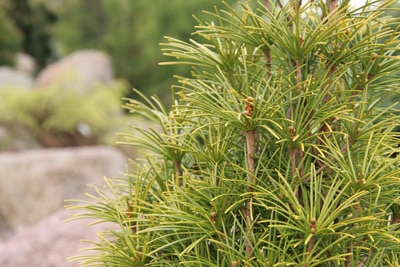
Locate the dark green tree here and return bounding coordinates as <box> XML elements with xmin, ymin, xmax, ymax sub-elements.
<box><xmin>0</xmin><ymin>7</ymin><xmax>21</xmax><ymax>66</ymax></box>
<box><xmin>68</xmin><ymin>0</ymin><xmax>400</xmax><ymax>266</ymax></box>
<box><xmin>5</xmin><ymin>0</ymin><xmax>57</xmax><ymax>70</ymax></box>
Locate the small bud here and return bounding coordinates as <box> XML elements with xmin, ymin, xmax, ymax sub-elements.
<box><xmin>242</xmin><ymin>110</ymin><xmax>251</xmax><ymax>116</ymax></box>
<box><xmin>299</xmin><ymin>36</ymin><xmax>304</xmax><ymax>47</ymax></box>
<box><xmin>243</xmin><ymin>96</ymin><xmax>254</xmax><ymax>117</ymax></box>
<box><xmin>211</xmin><ymin>212</ymin><xmax>217</xmax><ymax>223</ymax></box>
<box><xmin>231</xmin><ymin>261</ymin><xmax>239</xmax><ymax>267</ymax></box>
<box><xmin>125</xmin><ymin>210</ymin><xmax>131</xmax><ymax>218</ymax></box>
<box><xmin>246</xmin><ymin>96</ymin><xmax>254</xmax><ymax>104</ymax></box>
<box><xmin>310</xmin><ymin>218</ymin><xmax>317</xmax><ymax>233</ymax></box>
<box><xmin>289</xmin><ymin>126</ymin><xmax>295</xmax><ymax>141</ymax></box>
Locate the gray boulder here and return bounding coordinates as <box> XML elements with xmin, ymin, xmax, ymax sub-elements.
<box><xmin>0</xmin><ymin>66</ymin><xmax>34</xmax><ymax>90</ymax></box>
<box><xmin>15</xmin><ymin>53</ymin><xmax>37</xmax><ymax>75</ymax></box>
<box><xmin>0</xmin><ymin>146</ymin><xmax>127</xmax><ymax>231</ymax></box>
<box><xmin>35</xmin><ymin>50</ymin><xmax>114</xmax><ymax>93</ymax></box>
<box><xmin>0</xmin><ymin>208</ymin><xmax>118</xmax><ymax>267</ymax></box>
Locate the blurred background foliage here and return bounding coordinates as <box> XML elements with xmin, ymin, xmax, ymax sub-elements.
<box><xmin>51</xmin><ymin>0</ymin><xmax>240</xmax><ymax>101</ymax></box>
<box><xmin>0</xmin><ymin>0</ymin><xmax>239</xmax><ymax>149</ymax></box>
<box><xmin>0</xmin><ymin>81</ymin><xmax>126</xmax><ymax>148</ymax></box>
<box><xmin>0</xmin><ymin>0</ymin><xmax>56</xmax><ymax>69</ymax></box>
<box><xmin>0</xmin><ymin>3</ymin><xmax>22</xmax><ymax>67</ymax></box>
<box><xmin>0</xmin><ymin>0</ymin><xmax>239</xmax><ymax>101</ymax></box>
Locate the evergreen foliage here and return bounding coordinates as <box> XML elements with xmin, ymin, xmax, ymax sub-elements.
<box><xmin>67</xmin><ymin>0</ymin><xmax>400</xmax><ymax>266</ymax></box>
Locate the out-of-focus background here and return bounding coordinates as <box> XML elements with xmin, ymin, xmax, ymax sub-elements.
<box><xmin>0</xmin><ymin>0</ymin><xmax>239</xmax><ymax>152</ymax></box>
<box><xmin>0</xmin><ymin>0</ymin><xmax>399</xmax><ymax>266</ymax></box>
<box><xmin>0</xmin><ymin>0</ymin><xmax>237</xmax><ymax>266</ymax></box>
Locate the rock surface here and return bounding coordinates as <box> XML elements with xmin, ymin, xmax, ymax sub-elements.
<box><xmin>0</xmin><ymin>208</ymin><xmax>118</xmax><ymax>267</ymax></box>
<box><xmin>35</xmin><ymin>50</ymin><xmax>114</xmax><ymax>93</ymax></box>
<box><xmin>0</xmin><ymin>146</ymin><xmax>127</xmax><ymax>231</ymax></box>
<box><xmin>0</xmin><ymin>66</ymin><xmax>34</xmax><ymax>90</ymax></box>
<box><xmin>15</xmin><ymin>53</ymin><xmax>37</xmax><ymax>75</ymax></box>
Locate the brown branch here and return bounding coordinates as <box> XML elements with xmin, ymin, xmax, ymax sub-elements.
<box><xmin>245</xmin><ymin>129</ymin><xmax>256</xmax><ymax>258</ymax></box>
<box><xmin>289</xmin><ymin>148</ymin><xmax>297</xmax><ymax>176</ymax></box>
<box><xmin>263</xmin><ymin>49</ymin><xmax>271</xmax><ymax>81</ymax></box>
<box><xmin>246</xmin><ymin>130</ymin><xmax>256</xmax><ymax>175</ymax></box>
<box><xmin>327</xmin><ymin>0</ymin><xmax>338</xmax><ymax>14</ymax></box>
<box><xmin>307</xmin><ymin>236</ymin><xmax>316</xmax><ymax>254</ymax></box>
<box><xmin>295</xmin><ymin>59</ymin><xmax>303</xmax><ymax>91</ymax></box>
<box><xmin>295</xmin><ymin>0</ymin><xmax>302</xmax><ymax>12</ymax></box>
<box><xmin>344</xmin><ymin>245</ymin><xmax>351</xmax><ymax>267</ymax></box>
<box><xmin>306</xmin><ymin>218</ymin><xmax>317</xmax><ymax>258</ymax></box>
<box><xmin>321</xmin><ymin>0</ymin><xmax>338</xmax><ymax>20</ymax></box>
<box><xmin>174</xmin><ymin>161</ymin><xmax>182</xmax><ymax>186</ymax></box>
<box><xmin>296</xmin><ymin>147</ymin><xmax>304</xmax><ymax>177</ymax></box>
<box><xmin>264</xmin><ymin>0</ymin><xmax>270</xmax><ymax>11</ymax></box>
<box><xmin>290</xmin><ymin>60</ymin><xmax>305</xmax><ymax>182</ymax></box>
<box><xmin>288</xmin><ymin>125</ymin><xmax>305</xmax><ymax>200</ymax></box>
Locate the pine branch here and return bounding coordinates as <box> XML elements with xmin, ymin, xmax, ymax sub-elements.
<box><xmin>244</xmin><ymin>97</ymin><xmax>256</xmax><ymax>260</ymax></box>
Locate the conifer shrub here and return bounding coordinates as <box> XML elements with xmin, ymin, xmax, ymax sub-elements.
<box><xmin>67</xmin><ymin>0</ymin><xmax>400</xmax><ymax>266</ymax></box>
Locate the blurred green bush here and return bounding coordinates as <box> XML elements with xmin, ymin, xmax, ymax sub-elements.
<box><xmin>0</xmin><ymin>81</ymin><xmax>127</xmax><ymax>149</ymax></box>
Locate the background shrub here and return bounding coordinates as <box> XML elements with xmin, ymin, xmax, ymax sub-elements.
<box><xmin>0</xmin><ymin>81</ymin><xmax>126</xmax><ymax>148</ymax></box>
